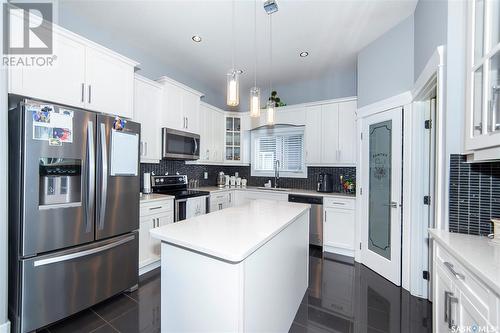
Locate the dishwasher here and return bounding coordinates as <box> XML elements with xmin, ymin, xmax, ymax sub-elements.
<box><xmin>288</xmin><ymin>194</ymin><xmax>323</xmax><ymax>246</ymax></box>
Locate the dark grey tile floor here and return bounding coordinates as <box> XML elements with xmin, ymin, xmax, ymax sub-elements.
<box><xmin>41</xmin><ymin>247</ymin><xmax>432</xmax><ymax>333</ymax></box>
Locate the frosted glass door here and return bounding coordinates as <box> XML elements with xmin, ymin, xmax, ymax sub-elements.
<box><xmin>368</xmin><ymin>120</ymin><xmax>392</xmax><ymax>260</ymax></box>
<box><xmin>361</xmin><ymin>107</ymin><xmax>402</xmax><ymax>286</ymax></box>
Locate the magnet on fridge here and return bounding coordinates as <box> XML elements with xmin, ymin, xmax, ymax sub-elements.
<box><xmin>113</xmin><ymin>117</ymin><xmax>126</xmax><ymax>130</ymax></box>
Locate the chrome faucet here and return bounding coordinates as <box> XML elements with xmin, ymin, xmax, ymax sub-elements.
<box><xmin>274</xmin><ymin>160</ymin><xmax>280</xmax><ymax>188</ymax></box>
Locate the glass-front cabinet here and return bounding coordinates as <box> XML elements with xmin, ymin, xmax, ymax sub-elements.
<box><xmin>466</xmin><ymin>0</ymin><xmax>500</xmax><ymax>152</ymax></box>
<box><xmin>225</xmin><ymin>116</ymin><xmax>242</xmax><ymax>162</ymax></box>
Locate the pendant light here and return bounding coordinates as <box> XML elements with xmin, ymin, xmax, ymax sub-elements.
<box><xmin>249</xmin><ymin>0</ymin><xmax>260</xmax><ymax>117</ymax></box>
<box><xmin>226</xmin><ymin>0</ymin><xmax>239</xmax><ymax>107</ymax></box>
<box><xmin>266</xmin><ymin>14</ymin><xmax>275</xmax><ymax>125</ymax></box>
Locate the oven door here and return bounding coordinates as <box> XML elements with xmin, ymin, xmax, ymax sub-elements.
<box><xmin>162</xmin><ymin>128</ymin><xmax>200</xmax><ymax>160</ymax></box>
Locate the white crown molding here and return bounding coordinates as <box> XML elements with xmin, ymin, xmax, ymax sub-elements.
<box><xmin>134</xmin><ymin>74</ymin><xmax>163</xmax><ymax>89</ymax></box>
<box><xmin>156</xmin><ymin>76</ymin><xmax>205</xmax><ymax>97</ymax></box>
<box><xmin>356</xmin><ymin>91</ymin><xmax>412</xmax><ymax>119</ymax></box>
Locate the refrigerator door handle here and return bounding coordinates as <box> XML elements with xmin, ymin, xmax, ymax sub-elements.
<box><xmin>99</xmin><ymin>123</ymin><xmax>108</xmax><ymax>230</ymax></box>
<box><xmin>86</xmin><ymin>121</ymin><xmax>95</xmax><ymax>233</ymax></box>
<box><xmin>33</xmin><ymin>235</ymin><xmax>135</xmax><ymax>267</ymax></box>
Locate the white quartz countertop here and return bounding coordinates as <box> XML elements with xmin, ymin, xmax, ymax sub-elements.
<box><xmin>150</xmin><ymin>199</ymin><xmax>310</xmax><ymax>263</ymax></box>
<box><xmin>429</xmin><ymin>229</ymin><xmax>500</xmax><ymax>296</ymax></box>
<box><xmin>140</xmin><ymin>193</ymin><xmax>174</xmax><ymax>202</ymax></box>
<box><xmin>198</xmin><ymin>186</ymin><xmax>356</xmax><ymax>199</ymax></box>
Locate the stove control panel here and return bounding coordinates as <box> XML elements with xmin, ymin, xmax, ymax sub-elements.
<box><xmin>151</xmin><ymin>175</ymin><xmax>188</xmax><ymax>188</ymax></box>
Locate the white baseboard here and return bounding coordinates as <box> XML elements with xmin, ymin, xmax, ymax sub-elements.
<box><xmin>139</xmin><ymin>260</ymin><xmax>160</xmax><ymax>276</ymax></box>
<box><xmin>323</xmin><ymin>245</ymin><xmax>354</xmax><ymax>258</ymax></box>
<box><xmin>0</xmin><ymin>320</ymin><xmax>10</xmax><ymax>333</ymax></box>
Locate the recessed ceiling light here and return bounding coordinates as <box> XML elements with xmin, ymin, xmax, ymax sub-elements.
<box><xmin>192</xmin><ymin>35</ymin><xmax>202</xmax><ymax>43</ymax></box>
<box><xmin>299</xmin><ymin>51</ymin><xmax>309</xmax><ymax>57</ymax></box>
<box><xmin>236</xmin><ymin>69</ymin><xmax>244</xmax><ymax>74</ymax></box>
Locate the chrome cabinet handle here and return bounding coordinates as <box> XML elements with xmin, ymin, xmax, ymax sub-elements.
<box><xmin>34</xmin><ymin>235</ymin><xmax>135</xmax><ymax>267</ymax></box>
<box><xmin>448</xmin><ymin>293</ymin><xmax>458</xmax><ymax>329</ymax></box>
<box><xmin>186</xmin><ymin>117</ymin><xmax>189</xmax><ymax>129</ymax></box>
<box><xmin>88</xmin><ymin>85</ymin><xmax>92</xmax><ymax>104</ymax></box>
<box><xmin>229</xmin><ymin>193</ymin><xmax>232</xmax><ymax>203</ymax></box>
<box><xmin>444</xmin><ymin>291</ymin><xmax>451</xmax><ymax>324</ymax></box>
<box><xmin>81</xmin><ymin>83</ymin><xmax>85</xmax><ymax>103</ymax></box>
<box><xmin>444</xmin><ymin>262</ymin><xmax>465</xmax><ymax>280</ymax></box>
<box><xmin>331</xmin><ymin>202</ymin><xmax>345</xmax><ymax>205</ymax></box>
<box><xmin>383</xmin><ymin>201</ymin><xmax>398</xmax><ymax>208</ymax></box>
<box><xmin>86</xmin><ymin>121</ymin><xmax>95</xmax><ymax>233</ymax></box>
<box><xmin>99</xmin><ymin>123</ymin><xmax>108</xmax><ymax>230</ymax></box>
<box><xmin>149</xmin><ymin>206</ymin><xmax>162</xmax><ymax>210</ymax></box>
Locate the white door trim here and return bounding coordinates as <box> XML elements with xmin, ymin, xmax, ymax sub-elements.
<box><xmin>357</xmin><ymin>91</ymin><xmax>412</xmax><ymax>119</ymax></box>
<box><xmin>359</xmin><ymin>107</ymin><xmax>403</xmax><ymax>286</ymax></box>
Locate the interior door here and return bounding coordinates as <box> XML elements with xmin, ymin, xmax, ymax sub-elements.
<box><xmin>360</xmin><ymin>107</ymin><xmax>402</xmax><ymax>286</ymax></box>
<box><xmin>95</xmin><ymin>115</ymin><xmax>140</xmax><ymax>240</ymax></box>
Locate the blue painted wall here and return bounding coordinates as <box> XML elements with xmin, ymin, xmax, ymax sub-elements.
<box><xmin>414</xmin><ymin>0</ymin><xmax>448</xmax><ymax>81</ymax></box>
<box><xmin>357</xmin><ymin>15</ymin><xmax>414</xmax><ymax>107</ymax></box>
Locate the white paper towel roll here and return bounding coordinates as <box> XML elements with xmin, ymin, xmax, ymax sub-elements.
<box><xmin>143</xmin><ymin>172</ymin><xmax>151</xmax><ymax>194</ymax></box>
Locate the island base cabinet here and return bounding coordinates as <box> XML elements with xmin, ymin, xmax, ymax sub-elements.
<box><xmin>160</xmin><ymin>211</ymin><xmax>309</xmax><ymax>332</ymax></box>
<box><xmin>433</xmin><ymin>242</ymin><xmax>498</xmax><ymax>332</ymax></box>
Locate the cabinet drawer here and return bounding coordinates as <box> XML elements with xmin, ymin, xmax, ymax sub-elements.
<box><xmin>140</xmin><ymin>200</ymin><xmax>173</xmax><ymax>217</ymax></box>
<box><xmin>324</xmin><ymin>197</ymin><xmax>355</xmax><ymax>210</ymax></box>
<box><xmin>436</xmin><ymin>246</ymin><xmax>493</xmax><ymax>320</ymax></box>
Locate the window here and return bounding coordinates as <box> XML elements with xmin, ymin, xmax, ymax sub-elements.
<box><xmin>251</xmin><ymin>126</ymin><xmax>306</xmax><ymax>178</ymax></box>
<box><xmin>467</xmin><ymin>0</ymin><xmax>500</xmax><ymax>142</ymax></box>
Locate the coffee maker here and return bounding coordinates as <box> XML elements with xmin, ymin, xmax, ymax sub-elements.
<box><xmin>317</xmin><ymin>173</ymin><xmax>333</xmax><ymax>193</ymax></box>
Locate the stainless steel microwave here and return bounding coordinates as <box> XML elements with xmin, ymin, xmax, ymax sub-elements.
<box><xmin>162</xmin><ymin>128</ymin><xmax>200</xmax><ymax>160</ymax></box>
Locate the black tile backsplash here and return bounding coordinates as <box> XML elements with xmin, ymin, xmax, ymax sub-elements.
<box><xmin>449</xmin><ymin>154</ymin><xmax>500</xmax><ymax>236</ymax></box>
<box><xmin>140</xmin><ymin>160</ymin><xmax>355</xmax><ymax>193</ymax></box>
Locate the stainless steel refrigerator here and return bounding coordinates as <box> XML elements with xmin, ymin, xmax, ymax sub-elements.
<box><xmin>8</xmin><ymin>97</ymin><xmax>140</xmax><ymax>333</ymax></box>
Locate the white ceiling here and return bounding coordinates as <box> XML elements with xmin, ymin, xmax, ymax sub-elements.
<box><xmin>59</xmin><ymin>0</ymin><xmax>417</xmax><ymax>106</ymax></box>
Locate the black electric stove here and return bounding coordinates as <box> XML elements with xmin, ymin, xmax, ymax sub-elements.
<box><xmin>150</xmin><ymin>175</ymin><xmax>210</xmax><ymax>221</ymax></box>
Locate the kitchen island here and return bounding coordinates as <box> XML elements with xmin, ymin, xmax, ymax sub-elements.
<box><xmin>150</xmin><ymin>199</ymin><xmax>310</xmax><ymax>333</ymax></box>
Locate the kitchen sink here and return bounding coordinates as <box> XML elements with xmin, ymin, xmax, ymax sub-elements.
<box><xmin>256</xmin><ymin>187</ymin><xmax>291</xmax><ymax>192</ymax></box>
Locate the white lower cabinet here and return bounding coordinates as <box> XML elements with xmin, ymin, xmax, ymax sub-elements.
<box><xmin>323</xmin><ymin>197</ymin><xmax>356</xmax><ymax>257</ymax></box>
<box><xmin>433</xmin><ymin>242</ymin><xmax>498</xmax><ymax>331</ymax></box>
<box><xmin>209</xmin><ymin>191</ymin><xmax>234</xmax><ymax>212</ymax></box>
<box><xmin>139</xmin><ymin>197</ymin><xmax>174</xmax><ymax>275</ymax></box>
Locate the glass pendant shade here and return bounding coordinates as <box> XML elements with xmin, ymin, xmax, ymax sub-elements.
<box><xmin>266</xmin><ymin>100</ymin><xmax>275</xmax><ymax>125</ymax></box>
<box><xmin>250</xmin><ymin>87</ymin><xmax>261</xmax><ymax>117</ymax></box>
<box><xmin>226</xmin><ymin>71</ymin><xmax>239</xmax><ymax>107</ymax></box>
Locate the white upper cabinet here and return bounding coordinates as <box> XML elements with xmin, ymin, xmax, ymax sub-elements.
<box><xmin>8</xmin><ymin>14</ymin><xmax>138</xmax><ymax>118</ymax></box>
<box><xmin>321</xmin><ymin>103</ymin><xmax>340</xmax><ymax>163</ymax></box>
<box><xmin>134</xmin><ymin>75</ymin><xmax>163</xmax><ymax>163</ymax></box>
<box><xmin>85</xmin><ymin>47</ymin><xmax>135</xmax><ymax>118</ymax></box>
<box><xmin>8</xmin><ymin>31</ymin><xmax>86</xmax><ymax>109</ymax></box>
<box><xmin>465</xmin><ymin>0</ymin><xmax>500</xmax><ymax>158</ymax></box>
<box><xmin>158</xmin><ymin>76</ymin><xmax>203</xmax><ymax>134</ymax></box>
<box><xmin>275</xmin><ymin>107</ymin><xmax>307</xmax><ymax>125</ymax></box>
<box><xmin>337</xmin><ymin>100</ymin><xmax>357</xmax><ymax>164</ymax></box>
<box><xmin>305</xmin><ymin>105</ymin><xmax>323</xmax><ymax>165</ymax></box>
<box><xmin>303</xmin><ymin>99</ymin><xmax>357</xmax><ymax>166</ymax></box>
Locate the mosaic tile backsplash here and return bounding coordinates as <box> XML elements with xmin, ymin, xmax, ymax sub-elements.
<box><xmin>140</xmin><ymin>160</ymin><xmax>356</xmax><ymax>193</ymax></box>
<box><xmin>449</xmin><ymin>154</ymin><xmax>500</xmax><ymax>236</ymax></box>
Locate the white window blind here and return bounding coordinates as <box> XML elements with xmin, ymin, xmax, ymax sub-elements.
<box><xmin>251</xmin><ymin>126</ymin><xmax>306</xmax><ymax>178</ymax></box>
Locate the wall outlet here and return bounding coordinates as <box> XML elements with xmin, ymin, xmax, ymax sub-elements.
<box><xmin>204</xmin><ymin>171</ymin><xmax>208</xmax><ymax>179</ymax></box>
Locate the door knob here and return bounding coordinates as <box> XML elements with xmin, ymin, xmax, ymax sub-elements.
<box><xmin>383</xmin><ymin>201</ymin><xmax>398</xmax><ymax>208</ymax></box>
